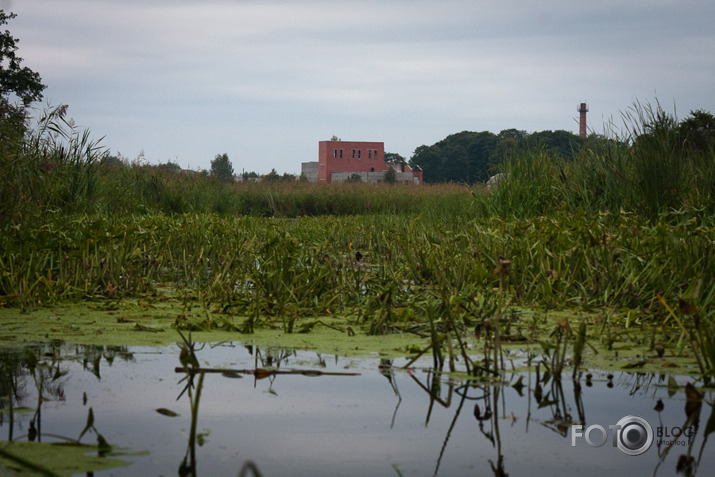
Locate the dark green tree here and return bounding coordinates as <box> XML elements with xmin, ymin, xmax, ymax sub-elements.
<box><xmin>0</xmin><ymin>11</ymin><xmax>45</xmax><ymax>107</ymax></box>
<box><xmin>0</xmin><ymin>10</ymin><xmax>46</xmax><ymax>141</ymax></box>
<box><xmin>384</xmin><ymin>152</ymin><xmax>406</xmax><ymax>165</ymax></box>
<box><xmin>491</xmin><ymin>129</ymin><xmax>528</xmax><ymax>163</ymax></box>
<box><xmin>242</xmin><ymin>171</ymin><xmax>259</xmax><ymax>181</ymax></box>
<box><xmin>263</xmin><ymin>168</ymin><xmax>280</xmax><ymax>182</ymax></box>
<box><xmin>409</xmin><ymin>145</ymin><xmax>442</xmax><ymax>183</ymax></box>
<box><xmin>680</xmin><ymin>109</ymin><xmax>715</xmax><ymax>152</ymax></box>
<box><xmin>410</xmin><ymin>131</ymin><xmax>497</xmax><ymax>183</ymax></box>
<box><xmin>528</xmin><ymin>129</ymin><xmax>585</xmax><ymax>160</ymax></box>
<box><xmin>410</xmin><ymin>128</ymin><xmax>588</xmax><ymax>183</ymax></box>
<box><xmin>158</xmin><ymin>160</ymin><xmax>181</xmax><ymax>172</ymax></box>
<box><xmin>210</xmin><ymin>153</ymin><xmax>234</xmax><ymax>182</ymax></box>
<box><xmin>384</xmin><ymin>167</ymin><xmax>397</xmax><ymax>184</ymax></box>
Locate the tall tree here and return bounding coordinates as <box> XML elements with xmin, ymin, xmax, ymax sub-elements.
<box><xmin>210</xmin><ymin>153</ymin><xmax>234</xmax><ymax>182</ymax></box>
<box><xmin>263</xmin><ymin>168</ymin><xmax>280</xmax><ymax>182</ymax></box>
<box><xmin>0</xmin><ymin>10</ymin><xmax>46</xmax><ymax>139</ymax></box>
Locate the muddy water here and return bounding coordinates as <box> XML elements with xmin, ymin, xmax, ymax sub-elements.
<box><xmin>1</xmin><ymin>342</ymin><xmax>713</xmax><ymax>476</ymax></box>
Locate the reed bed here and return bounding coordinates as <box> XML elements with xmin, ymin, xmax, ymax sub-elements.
<box><xmin>1</xmin><ymin>207</ymin><xmax>712</xmax><ymax>371</ymax></box>
<box><xmin>1</xmin><ymin>101</ymin><xmax>714</xmax><ymax>380</ymax></box>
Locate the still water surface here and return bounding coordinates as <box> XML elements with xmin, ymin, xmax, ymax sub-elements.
<box><xmin>1</xmin><ymin>342</ymin><xmax>713</xmax><ymax>476</ymax></box>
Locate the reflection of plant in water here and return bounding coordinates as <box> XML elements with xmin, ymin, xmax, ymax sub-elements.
<box><xmin>0</xmin><ymin>354</ymin><xmax>112</xmax><ymax>476</ymax></box>
<box><xmin>653</xmin><ymin>383</ymin><xmax>715</xmax><ymax>477</ymax></box>
<box><xmin>76</xmin><ymin>344</ymin><xmax>134</xmax><ymax>379</ymax></box>
<box><xmin>175</xmin><ymin>332</ymin><xmax>264</xmax><ymax>477</ymax></box>
<box><xmin>406</xmin><ymin>368</ymin><xmax>454</xmax><ymax>427</ymax></box>
<box><xmin>76</xmin><ymin>407</ymin><xmax>112</xmax><ymax>453</ymax></box>
<box><xmin>401</xmin><ymin>363</ymin><xmax>715</xmax><ymax>477</ymax></box>
<box><xmin>0</xmin><ymin>403</ymin><xmax>114</xmax><ymax>475</ymax></box>
<box><xmin>379</xmin><ymin>359</ymin><xmax>402</xmax><ymax>429</ymax></box>
<box><xmin>176</xmin><ymin>331</ymin><xmax>205</xmax><ymax>476</ymax></box>
<box><xmin>462</xmin><ymin>385</ymin><xmax>516</xmax><ymax>477</ymax></box>
<box><xmin>1</xmin><ymin>343</ymin><xmax>136</xmax><ymax>445</ymax></box>
<box><xmin>534</xmin><ymin>367</ymin><xmax>582</xmax><ymax>437</ymax></box>
<box><xmin>405</xmin><ymin>360</ymin><xmax>595</xmax><ymax>476</ymax></box>
<box><xmin>1</xmin><ymin>345</ymin><xmax>67</xmax><ymax>442</ymax></box>
<box><xmin>255</xmin><ymin>346</ymin><xmax>300</xmax><ymax>395</ymax></box>
<box><xmin>0</xmin><ymin>344</ymin><xmax>142</xmax><ymax>475</ymax></box>
<box><xmin>403</xmin><ymin>368</ymin><xmax>509</xmax><ymax>476</ymax></box>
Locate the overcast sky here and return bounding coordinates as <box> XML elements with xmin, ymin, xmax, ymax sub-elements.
<box><xmin>6</xmin><ymin>0</ymin><xmax>714</xmax><ymax>174</ymax></box>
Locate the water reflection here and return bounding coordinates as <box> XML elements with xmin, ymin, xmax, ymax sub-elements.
<box><xmin>0</xmin><ymin>343</ymin><xmax>133</xmax><ymax>443</ymax></box>
<box><xmin>1</xmin><ymin>341</ymin><xmax>713</xmax><ymax>476</ymax></box>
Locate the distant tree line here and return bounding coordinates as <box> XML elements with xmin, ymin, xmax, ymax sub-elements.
<box><xmin>409</xmin><ymin>110</ymin><xmax>715</xmax><ymax>184</ymax></box>
<box><xmin>409</xmin><ymin>129</ymin><xmax>589</xmax><ymax>184</ymax></box>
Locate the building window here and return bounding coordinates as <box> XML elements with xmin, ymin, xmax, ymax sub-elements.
<box><xmin>340</xmin><ymin>149</ymin><xmax>343</xmax><ymax>158</ymax></box>
<box><xmin>368</xmin><ymin>150</ymin><xmax>372</xmax><ymax>159</ymax></box>
<box><xmin>358</xmin><ymin>150</ymin><xmax>361</xmax><ymax>159</ymax></box>
<box><xmin>352</xmin><ymin>149</ymin><xmax>355</xmax><ymax>159</ymax></box>
<box><xmin>333</xmin><ymin>150</ymin><xmax>337</xmax><ymax>159</ymax></box>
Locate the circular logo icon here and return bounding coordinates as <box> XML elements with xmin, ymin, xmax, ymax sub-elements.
<box><xmin>615</xmin><ymin>415</ymin><xmax>653</xmax><ymax>456</ymax></box>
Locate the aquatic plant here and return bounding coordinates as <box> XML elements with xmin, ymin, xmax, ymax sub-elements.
<box><xmin>658</xmin><ymin>294</ymin><xmax>715</xmax><ymax>382</ymax></box>
<box><xmin>1</xmin><ymin>99</ymin><xmax>713</xmax><ymax>380</ymax></box>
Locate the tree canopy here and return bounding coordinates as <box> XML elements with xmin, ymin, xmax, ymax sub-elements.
<box><xmin>680</xmin><ymin>109</ymin><xmax>715</xmax><ymax>152</ymax></box>
<box><xmin>409</xmin><ymin>107</ymin><xmax>713</xmax><ymax>184</ymax></box>
<box><xmin>384</xmin><ymin>152</ymin><xmax>406</xmax><ymax>165</ymax></box>
<box><xmin>409</xmin><ymin>129</ymin><xmax>587</xmax><ymax>183</ymax></box>
<box><xmin>210</xmin><ymin>153</ymin><xmax>234</xmax><ymax>182</ymax></box>
<box><xmin>0</xmin><ymin>11</ymin><xmax>45</xmax><ymax>110</ymax></box>
<box><xmin>0</xmin><ymin>10</ymin><xmax>46</xmax><ymax>143</ymax></box>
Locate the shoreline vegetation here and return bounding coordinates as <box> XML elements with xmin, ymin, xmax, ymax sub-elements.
<box><xmin>1</xmin><ymin>101</ymin><xmax>714</xmax><ymax>382</ymax></box>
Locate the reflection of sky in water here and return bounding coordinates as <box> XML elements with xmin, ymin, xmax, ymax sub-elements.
<box><xmin>2</xmin><ymin>343</ymin><xmax>713</xmax><ymax>476</ymax></box>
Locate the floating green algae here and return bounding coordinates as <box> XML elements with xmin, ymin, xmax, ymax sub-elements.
<box><xmin>0</xmin><ymin>441</ymin><xmax>131</xmax><ymax>476</ymax></box>
<box><xmin>0</xmin><ymin>294</ymin><xmax>429</xmax><ymax>357</ymax></box>
<box><xmin>0</xmin><ymin>279</ymin><xmax>707</xmax><ymax>377</ymax></box>
<box><xmin>0</xmin><ymin>294</ymin><xmax>706</xmax><ymax>377</ymax></box>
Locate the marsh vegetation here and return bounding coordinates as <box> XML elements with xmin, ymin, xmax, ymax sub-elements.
<box><xmin>1</xmin><ymin>100</ymin><xmax>714</xmax><ymax>385</ymax></box>
<box><xmin>0</xmin><ymin>103</ymin><xmax>714</xmax><ymax>475</ymax></box>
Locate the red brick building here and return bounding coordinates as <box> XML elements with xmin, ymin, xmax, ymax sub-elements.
<box><xmin>310</xmin><ymin>140</ymin><xmax>422</xmax><ymax>184</ymax></box>
<box><xmin>318</xmin><ymin>141</ymin><xmax>385</xmax><ymax>182</ymax></box>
